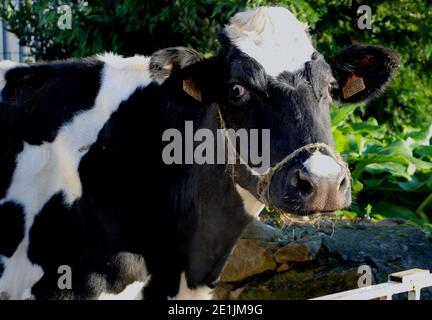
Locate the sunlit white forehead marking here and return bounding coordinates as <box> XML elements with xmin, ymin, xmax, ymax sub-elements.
<box><xmin>224</xmin><ymin>6</ymin><xmax>315</xmax><ymax>77</ymax></box>
<box><xmin>303</xmin><ymin>151</ymin><xmax>342</xmax><ymax>177</ymax></box>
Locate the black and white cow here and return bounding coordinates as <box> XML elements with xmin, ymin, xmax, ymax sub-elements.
<box><xmin>0</xmin><ymin>7</ymin><xmax>398</xmax><ymax>299</ymax></box>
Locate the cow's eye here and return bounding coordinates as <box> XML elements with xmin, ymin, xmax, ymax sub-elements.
<box><xmin>230</xmin><ymin>83</ymin><xmax>246</xmax><ymax>100</ymax></box>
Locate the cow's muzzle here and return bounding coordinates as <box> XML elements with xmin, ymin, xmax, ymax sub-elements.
<box><xmin>261</xmin><ymin>144</ymin><xmax>351</xmax><ymax>214</ymax></box>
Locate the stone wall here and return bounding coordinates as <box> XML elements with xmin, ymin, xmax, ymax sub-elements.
<box><xmin>214</xmin><ymin>219</ymin><xmax>432</xmax><ymax>300</ymax></box>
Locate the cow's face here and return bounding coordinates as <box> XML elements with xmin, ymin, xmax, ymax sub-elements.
<box><xmin>213</xmin><ymin>47</ymin><xmax>349</xmax><ymax>213</ymax></box>
<box><xmin>187</xmin><ymin>7</ymin><xmax>398</xmax><ymax>214</ymax></box>
<box><xmin>151</xmin><ymin>7</ymin><xmax>398</xmax><ymax>216</ymax></box>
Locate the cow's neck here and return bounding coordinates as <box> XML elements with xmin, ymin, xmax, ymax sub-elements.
<box><xmin>203</xmin><ymin>103</ymin><xmax>262</xmax><ymax>193</ymax></box>
<box><xmin>193</xmin><ymin>103</ymin><xmax>263</xmax><ymax>213</ymax></box>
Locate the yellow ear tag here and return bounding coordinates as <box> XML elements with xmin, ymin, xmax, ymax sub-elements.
<box><xmin>342</xmin><ymin>73</ymin><xmax>366</xmax><ymax>99</ymax></box>
<box><xmin>183</xmin><ymin>78</ymin><xmax>202</xmax><ymax>102</ymax></box>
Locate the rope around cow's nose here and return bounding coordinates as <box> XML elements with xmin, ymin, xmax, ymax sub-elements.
<box><xmin>215</xmin><ymin>105</ymin><xmax>351</xmax><ymax>207</ymax></box>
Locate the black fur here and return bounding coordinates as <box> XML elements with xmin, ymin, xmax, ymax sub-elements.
<box><xmin>1</xmin><ymin>59</ymin><xmax>103</xmax><ymax>144</ymax></box>
<box><xmin>0</xmin><ymin>201</ymin><xmax>25</xmax><ymax>258</ymax></box>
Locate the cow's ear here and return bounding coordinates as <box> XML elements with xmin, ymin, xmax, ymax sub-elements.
<box><xmin>181</xmin><ymin>56</ymin><xmax>226</xmax><ymax>103</ymax></box>
<box><xmin>150</xmin><ymin>47</ymin><xmax>204</xmax><ymax>84</ymax></box>
<box><xmin>330</xmin><ymin>45</ymin><xmax>399</xmax><ymax>103</ymax></box>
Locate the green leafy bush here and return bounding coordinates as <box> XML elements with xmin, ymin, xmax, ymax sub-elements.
<box><xmin>332</xmin><ymin>104</ymin><xmax>432</xmax><ymax>232</ymax></box>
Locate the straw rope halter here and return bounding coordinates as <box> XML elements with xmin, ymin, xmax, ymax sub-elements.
<box><xmin>215</xmin><ymin>105</ymin><xmax>351</xmax><ymax>208</ymax></box>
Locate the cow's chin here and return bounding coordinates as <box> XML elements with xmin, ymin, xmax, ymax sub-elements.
<box><xmin>280</xmin><ymin>205</ymin><xmax>350</xmax><ymax>217</ymax></box>
<box><xmin>271</xmin><ymin>193</ymin><xmax>352</xmax><ymax>217</ymax></box>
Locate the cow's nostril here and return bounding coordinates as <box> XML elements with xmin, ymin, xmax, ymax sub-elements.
<box><xmin>297</xmin><ymin>171</ymin><xmax>314</xmax><ymax>197</ymax></box>
<box><xmin>338</xmin><ymin>175</ymin><xmax>347</xmax><ymax>191</ymax></box>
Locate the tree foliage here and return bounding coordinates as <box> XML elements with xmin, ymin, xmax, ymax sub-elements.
<box><xmin>1</xmin><ymin>0</ymin><xmax>430</xmax><ymax>129</ymax></box>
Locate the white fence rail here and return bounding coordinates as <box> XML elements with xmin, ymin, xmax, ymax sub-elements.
<box><xmin>311</xmin><ymin>269</ymin><xmax>432</xmax><ymax>300</ymax></box>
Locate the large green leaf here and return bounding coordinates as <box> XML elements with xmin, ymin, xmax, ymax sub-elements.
<box><xmin>398</xmin><ymin>176</ymin><xmax>430</xmax><ymax>191</ymax></box>
<box><xmin>376</xmin><ymin>139</ymin><xmax>413</xmax><ymax>157</ymax></box>
<box><xmin>404</xmin><ymin>125</ymin><xmax>432</xmax><ymax>147</ymax></box>
<box><xmin>364</xmin><ymin>162</ymin><xmax>411</xmax><ymax>180</ymax></box>
<box><xmin>331</xmin><ymin>105</ymin><xmax>358</xmax><ymax>127</ymax></box>
<box><xmin>372</xmin><ymin>201</ymin><xmax>428</xmax><ymax>225</ymax></box>
<box><xmin>413</xmin><ymin>145</ymin><xmax>432</xmax><ymax>161</ymax></box>
<box><xmin>351</xmin><ymin>154</ymin><xmax>411</xmax><ymax>177</ymax></box>
<box><xmin>351</xmin><ymin>118</ymin><xmax>386</xmax><ymax>139</ymax></box>
<box><xmin>361</xmin><ymin>137</ymin><xmax>386</xmax><ymax>155</ymax></box>
<box><xmin>409</xmin><ymin>157</ymin><xmax>432</xmax><ymax>171</ymax></box>
<box><xmin>363</xmin><ymin>178</ymin><xmax>385</xmax><ymax>188</ymax></box>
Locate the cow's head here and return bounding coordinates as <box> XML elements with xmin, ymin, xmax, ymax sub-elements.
<box><xmin>153</xmin><ymin>7</ymin><xmax>398</xmax><ymax>216</ymax></box>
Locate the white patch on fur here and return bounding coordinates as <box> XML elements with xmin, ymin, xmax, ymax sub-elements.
<box><xmin>0</xmin><ymin>241</ymin><xmax>43</xmax><ymax>300</ymax></box>
<box><xmin>97</xmin><ymin>53</ymin><xmax>151</xmax><ymax>73</ymax></box>
<box><xmin>98</xmin><ymin>280</ymin><xmax>148</xmax><ymax>300</ymax></box>
<box><xmin>303</xmin><ymin>151</ymin><xmax>341</xmax><ymax>177</ymax></box>
<box><xmin>173</xmin><ymin>272</ymin><xmax>213</xmax><ymax>300</ymax></box>
<box><xmin>235</xmin><ymin>184</ymin><xmax>264</xmax><ymax>218</ymax></box>
<box><xmin>0</xmin><ymin>53</ymin><xmax>151</xmax><ymax>299</ymax></box>
<box><xmin>224</xmin><ymin>6</ymin><xmax>315</xmax><ymax>76</ymax></box>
